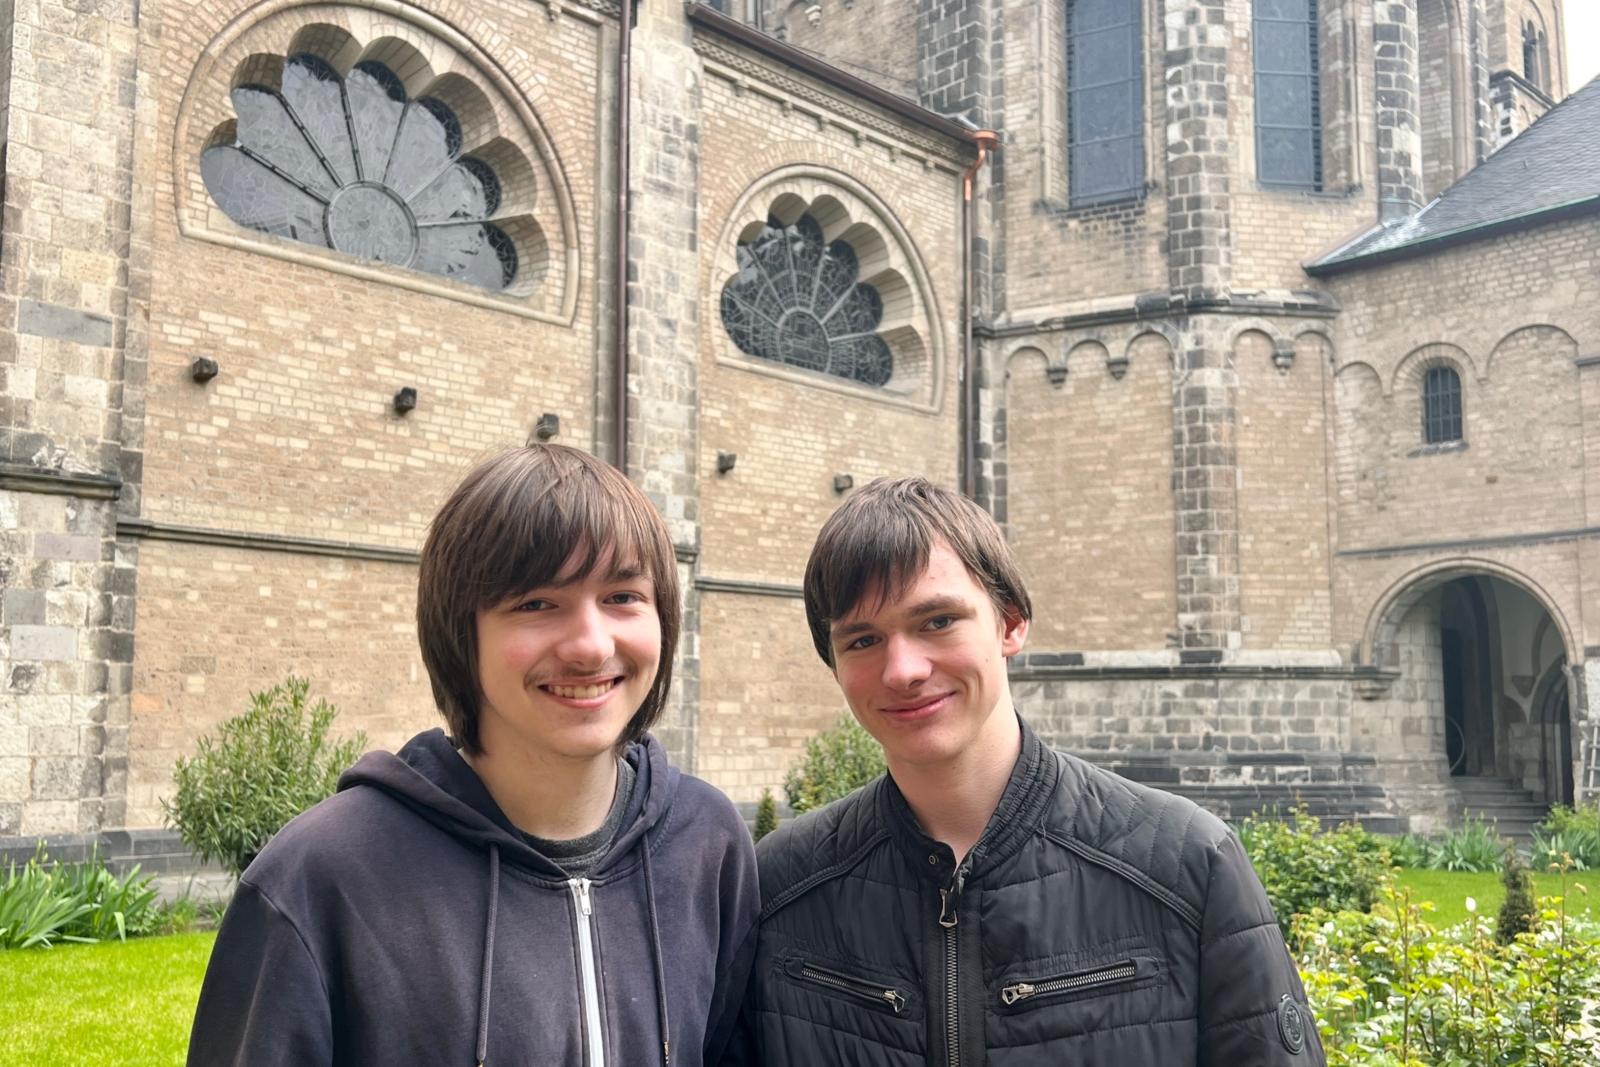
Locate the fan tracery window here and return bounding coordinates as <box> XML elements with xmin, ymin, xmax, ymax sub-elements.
<box><xmin>202</xmin><ymin>53</ymin><xmax>519</xmax><ymax>291</ymax></box>
<box><xmin>719</xmin><ymin>214</ymin><xmax>893</xmax><ymax>387</ymax></box>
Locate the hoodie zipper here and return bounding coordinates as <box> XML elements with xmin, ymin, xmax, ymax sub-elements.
<box><xmin>787</xmin><ymin>959</ymin><xmax>908</xmax><ymax>1013</ymax></box>
<box><xmin>570</xmin><ymin>878</ymin><xmax>606</xmax><ymax>1067</ymax></box>
<box><xmin>937</xmin><ymin>861</ymin><xmax>969</xmax><ymax>1067</ymax></box>
<box><xmin>1000</xmin><ymin>959</ymin><xmax>1140</xmax><ymax>1006</ymax></box>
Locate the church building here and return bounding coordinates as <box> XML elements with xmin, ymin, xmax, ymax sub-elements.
<box><xmin>0</xmin><ymin>0</ymin><xmax>1593</xmax><ymax>861</ymax></box>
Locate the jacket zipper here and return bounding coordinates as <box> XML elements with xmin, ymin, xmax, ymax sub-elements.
<box><xmin>937</xmin><ymin>861</ymin><xmax>969</xmax><ymax>1067</ymax></box>
<box><xmin>790</xmin><ymin>960</ymin><xmax>907</xmax><ymax>1013</ymax></box>
<box><xmin>570</xmin><ymin>878</ymin><xmax>607</xmax><ymax>1067</ymax></box>
<box><xmin>1000</xmin><ymin>959</ymin><xmax>1139</xmax><ymax>1006</ymax></box>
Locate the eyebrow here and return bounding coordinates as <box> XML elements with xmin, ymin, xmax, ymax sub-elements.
<box><xmin>540</xmin><ymin>562</ymin><xmax>650</xmax><ymax>590</ymax></box>
<box><xmin>830</xmin><ymin>595</ymin><xmax>969</xmax><ymax>642</ymax></box>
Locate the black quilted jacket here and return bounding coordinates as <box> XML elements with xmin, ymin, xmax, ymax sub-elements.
<box><xmin>737</xmin><ymin>718</ymin><xmax>1326</xmax><ymax>1066</ymax></box>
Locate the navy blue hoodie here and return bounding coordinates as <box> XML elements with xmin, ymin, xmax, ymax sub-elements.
<box><xmin>187</xmin><ymin>729</ymin><xmax>759</xmax><ymax>1066</ymax></box>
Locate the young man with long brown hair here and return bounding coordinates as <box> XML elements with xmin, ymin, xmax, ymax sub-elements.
<box><xmin>190</xmin><ymin>445</ymin><xmax>758</xmax><ymax>1066</ymax></box>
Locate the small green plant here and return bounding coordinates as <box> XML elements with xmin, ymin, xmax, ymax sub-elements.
<box><xmin>753</xmin><ymin>789</ymin><xmax>779</xmax><ymax>842</ymax></box>
<box><xmin>1497</xmin><ymin>848</ymin><xmax>1536</xmax><ymax>945</ymax></box>
<box><xmin>164</xmin><ymin>676</ymin><xmax>366</xmax><ymax>877</ymax></box>
<box><xmin>0</xmin><ymin>847</ymin><xmax>159</xmax><ymax>949</ymax></box>
<box><xmin>1430</xmin><ymin>815</ymin><xmax>1506</xmax><ymax>872</ymax></box>
<box><xmin>1236</xmin><ymin>809</ymin><xmax>1394</xmax><ymax>937</ymax></box>
<box><xmin>782</xmin><ymin>714</ymin><xmax>886</xmax><ymax>815</ymax></box>
<box><xmin>1532</xmin><ymin>803</ymin><xmax>1600</xmax><ymax>870</ymax></box>
<box><xmin>1382</xmin><ymin>832</ymin><xmax>1436</xmax><ymax>869</ymax></box>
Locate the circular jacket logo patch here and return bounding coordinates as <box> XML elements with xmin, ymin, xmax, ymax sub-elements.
<box><xmin>1276</xmin><ymin>994</ymin><xmax>1306</xmax><ymax>1054</ymax></box>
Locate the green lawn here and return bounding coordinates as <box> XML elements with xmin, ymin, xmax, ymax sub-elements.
<box><xmin>1394</xmin><ymin>867</ymin><xmax>1600</xmax><ymax>926</ymax></box>
<box><xmin>0</xmin><ymin>931</ymin><xmax>215</xmax><ymax>1065</ymax></box>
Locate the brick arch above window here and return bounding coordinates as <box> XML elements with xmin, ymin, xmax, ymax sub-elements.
<box><xmin>710</xmin><ymin>168</ymin><xmax>945</xmax><ymax>412</ymax></box>
<box><xmin>174</xmin><ymin>0</ymin><xmax>578</xmax><ymax>324</ymax></box>
<box><xmin>1389</xmin><ymin>341</ymin><xmax>1480</xmax><ymax>397</ymax></box>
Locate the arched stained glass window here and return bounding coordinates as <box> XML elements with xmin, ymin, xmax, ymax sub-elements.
<box><xmin>1068</xmin><ymin>0</ymin><xmax>1144</xmax><ymax>206</ymax></box>
<box><xmin>1422</xmin><ymin>365</ymin><xmax>1463</xmax><ymax>444</ymax></box>
<box><xmin>719</xmin><ymin>214</ymin><xmax>893</xmax><ymax>387</ymax></box>
<box><xmin>1253</xmin><ymin>0</ymin><xmax>1322</xmax><ymax>189</ymax></box>
<box><xmin>202</xmin><ymin>54</ymin><xmax>518</xmax><ymax>291</ymax></box>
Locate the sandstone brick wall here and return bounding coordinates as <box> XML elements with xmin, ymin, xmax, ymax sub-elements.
<box><xmin>693</xmin><ymin>33</ymin><xmax>965</xmax><ymax>585</ymax></box>
<box><xmin>689</xmin><ymin>24</ymin><xmax>968</xmax><ymax>796</ymax></box>
<box><xmin>142</xmin><ymin>0</ymin><xmax>606</xmax><ymax>549</ymax></box>
<box><xmin>759</xmin><ymin>0</ymin><xmax>918</xmax><ymax>97</ymax></box>
<box><xmin>1235</xmin><ymin>328</ymin><xmax>1334</xmax><ymax>651</ymax></box>
<box><xmin>997</xmin><ymin>0</ymin><xmax>1168</xmax><ymax>315</ymax></box>
<box><xmin>695</xmin><ymin>590</ymin><xmax>843</xmax><ymax>800</ymax></box>
<box><xmin>1326</xmin><ymin>219</ymin><xmax>1597</xmax><ymax>565</ymax></box>
<box><xmin>1002</xmin><ymin>333</ymin><xmax>1176</xmax><ymax>649</ymax></box>
<box><xmin>120</xmin><ymin>0</ymin><xmax>614</xmax><ymax>817</ymax></box>
<box><xmin>125</xmin><ymin>540</ymin><xmax>430</xmax><ymax>827</ymax></box>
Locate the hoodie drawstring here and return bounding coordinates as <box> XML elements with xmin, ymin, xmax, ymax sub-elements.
<box><xmin>640</xmin><ymin>844</ymin><xmax>672</xmax><ymax>1067</ymax></box>
<box><xmin>476</xmin><ymin>843</ymin><xmax>501</xmax><ymax>1067</ymax></box>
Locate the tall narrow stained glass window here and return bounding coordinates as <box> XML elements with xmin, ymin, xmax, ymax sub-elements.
<box><xmin>1253</xmin><ymin>0</ymin><xmax>1322</xmax><ymax>189</ymax></box>
<box><xmin>719</xmin><ymin>214</ymin><xmax>893</xmax><ymax>387</ymax></box>
<box><xmin>1068</xmin><ymin>0</ymin><xmax>1144</xmax><ymax>206</ymax></box>
<box><xmin>202</xmin><ymin>54</ymin><xmax>519</xmax><ymax>291</ymax></box>
<box><xmin>1422</xmin><ymin>365</ymin><xmax>1463</xmax><ymax>444</ymax></box>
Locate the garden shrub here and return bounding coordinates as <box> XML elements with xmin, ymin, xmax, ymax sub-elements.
<box><xmin>1430</xmin><ymin>816</ymin><xmax>1507</xmax><ymax>873</ymax></box>
<box><xmin>1497</xmin><ymin>849</ymin><xmax>1535</xmax><ymax>945</ymax></box>
<box><xmin>1296</xmin><ymin>879</ymin><xmax>1600</xmax><ymax>1066</ymax></box>
<box><xmin>1236</xmin><ymin>809</ymin><xmax>1394</xmax><ymax>936</ymax></box>
<box><xmin>753</xmin><ymin>789</ymin><xmax>779</xmax><ymax>842</ymax></box>
<box><xmin>782</xmin><ymin>714</ymin><xmax>885</xmax><ymax>815</ymax></box>
<box><xmin>164</xmin><ymin>676</ymin><xmax>366</xmax><ymax>877</ymax></box>
<box><xmin>0</xmin><ymin>847</ymin><xmax>159</xmax><ymax>949</ymax></box>
<box><xmin>1533</xmin><ymin>803</ymin><xmax>1600</xmax><ymax>871</ymax></box>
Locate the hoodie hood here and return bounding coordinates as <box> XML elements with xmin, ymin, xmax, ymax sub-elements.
<box><xmin>337</xmin><ymin>727</ymin><xmax>680</xmax><ymax>881</ymax></box>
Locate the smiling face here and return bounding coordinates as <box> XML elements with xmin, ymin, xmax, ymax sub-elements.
<box><xmin>473</xmin><ymin>550</ymin><xmax>663</xmax><ymax>767</ymax></box>
<box><xmin>828</xmin><ymin>541</ymin><xmax>1028</xmax><ymax>773</ymax></box>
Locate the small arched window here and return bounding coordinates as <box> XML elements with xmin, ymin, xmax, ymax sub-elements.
<box><xmin>1523</xmin><ymin>22</ymin><xmax>1540</xmax><ymax>87</ymax></box>
<box><xmin>1422</xmin><ymin>365</ymin><xmax>1463</xmax><ymax>444</ymax></box>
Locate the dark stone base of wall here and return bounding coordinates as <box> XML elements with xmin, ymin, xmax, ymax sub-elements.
<box><xmin>0</xmin><ymin>829</ymin><xmax>218</xmax><ymax>879</ymax></box>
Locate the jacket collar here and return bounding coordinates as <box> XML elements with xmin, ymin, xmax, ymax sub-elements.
<box><xmin>878</xmin><ymin>714</ymin><xmax>1059</xmax><ymax>882</ymax></box>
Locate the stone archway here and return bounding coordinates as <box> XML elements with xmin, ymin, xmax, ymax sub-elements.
<box><xmin>1362</xmin><ymin>561</ymin><xmax>1578</xmax><ymax>827</ymax></box>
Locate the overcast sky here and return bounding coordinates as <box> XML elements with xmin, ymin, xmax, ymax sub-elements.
<box><xmin>1569</xmin><ymin>5</ymin><xmax>1597</xmax><ymax>91</ymax></box>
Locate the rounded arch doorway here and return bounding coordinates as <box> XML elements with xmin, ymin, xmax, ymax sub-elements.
<box><xmin>1366</xmin><ymin>564</ymin><xmax>1577</xmax><ymax>809</ymax></box>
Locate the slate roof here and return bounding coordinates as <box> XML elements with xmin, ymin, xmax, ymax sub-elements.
<box><xmin>1306</xmin><ymin>74</ymin><xmax>1600</xmax><ymax>275</ymax></box>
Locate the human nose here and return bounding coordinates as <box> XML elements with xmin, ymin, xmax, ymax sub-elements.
<box><xmin>555</xmin><ymin>600</ymin><xmax>614</xmax><ymax>670</ymax></box>
<box><xmin>880</xmin><ymin>633</ymin><xmax>931</xmax><ymax>691</ymax></box>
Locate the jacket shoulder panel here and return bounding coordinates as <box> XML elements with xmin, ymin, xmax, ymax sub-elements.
<box><xmin>1046</xmin><ymin>752</ymin><xmax>1231</xmax><ymax>930</ymax></box>
<box><xmin>754</xmin><ymin>778</ymin><xmax>891</xmax><ymax>917</ymax></box>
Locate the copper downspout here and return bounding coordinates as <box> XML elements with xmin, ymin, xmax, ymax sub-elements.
<box><xmin>612</xmin><ymin>0</ymin><xmax>637</xmax><ymax>470</ymax></box>
<box><xmin>961</xmin><ymin>131</ymin><xmax>1000</xmax><ymax>500</ymax></box>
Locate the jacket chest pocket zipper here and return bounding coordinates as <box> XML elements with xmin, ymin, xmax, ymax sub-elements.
<box><xmin>785</xmin><ymin>958</ymin><xmax>908</xmax><ymax>1014</ymax></box>
<box><xmin>999</xmin><ymin>957</ymin><xmax>1152</xmax><ymax>1007</ymax></box>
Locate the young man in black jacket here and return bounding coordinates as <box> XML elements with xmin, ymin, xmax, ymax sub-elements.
<box><xmin>188</xmin><ymin>445</ymin><xmax>758</xmax><ymax>1066</ymax></box>
<box><xmin>743</xmin><ymin>477</ymin><xmax>1325</xmax><ymax>1065</ymax></box>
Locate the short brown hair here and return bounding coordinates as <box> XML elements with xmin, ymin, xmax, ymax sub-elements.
<box><xmin>802</xmin><ymin>477</ymin><xmax>1032</xmax><ymax>666</ymax></box>
<box><xmin>416</xmin><ymin>445</ymin><xmax>680</xmax><ymax>753</ymax></box>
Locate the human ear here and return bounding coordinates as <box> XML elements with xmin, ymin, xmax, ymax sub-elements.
<box><xmin>999</xmin><ymin>608</ymin><xmax>1028</xmax><ymax>657</ymax></box>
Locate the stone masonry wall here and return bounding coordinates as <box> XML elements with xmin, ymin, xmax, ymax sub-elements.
<box><xmin>0</xmin><ymin>0</ymin><xmax>141</xmax><ymax>835</ymax></box>
<box><xmin>1002</xmin><ymin>334</ymin><xmax>1176</xmax><ymax>650</ymax></box>
<box><xmin>760</xmin><ymin>0</ymin><xmax>918</xmax><ymax>97</ymax></box>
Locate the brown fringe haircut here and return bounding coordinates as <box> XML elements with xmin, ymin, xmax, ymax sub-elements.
<box><xmin>416</xmin><ymin>445</ymin><xmax>680</xmax><ymax>753</ymax></box>
<box><xmin>802</xmin><ymin>477</ymin><xmax>1033</xmax><ymax>667</ymax></box>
